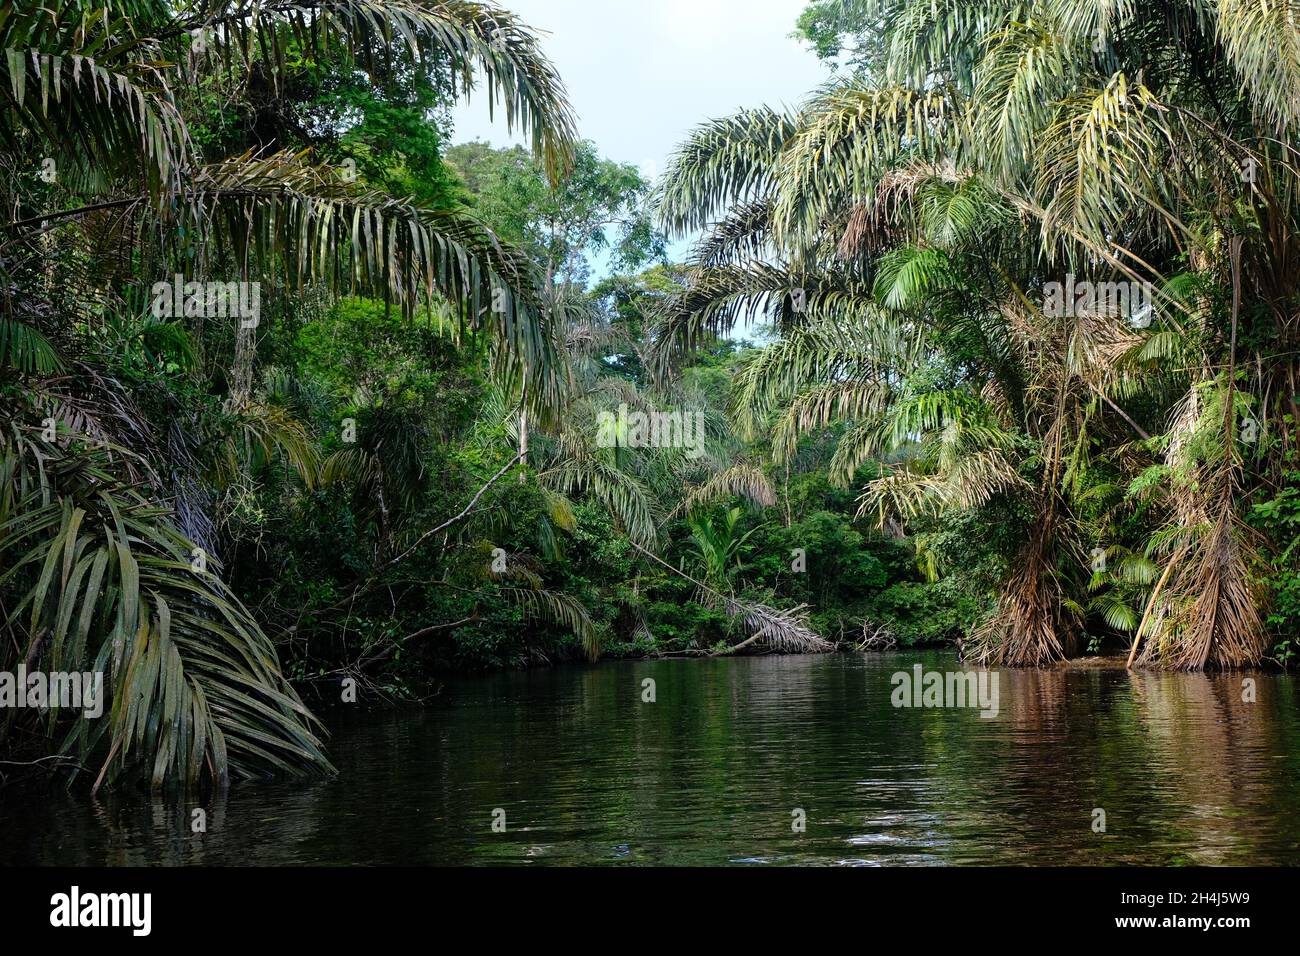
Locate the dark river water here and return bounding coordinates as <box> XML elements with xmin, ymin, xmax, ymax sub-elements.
<box><xmin>4</xmin><ymin>650</ymin><xmax>1300</xmax><ymax>865</ymax></box>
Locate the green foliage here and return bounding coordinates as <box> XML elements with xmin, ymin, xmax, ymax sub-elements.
<box><xmin>687</xmin><ymin>507</ymin><xmax>759</xmax><ymax>590</ymax></box>
<box><xmin>0</xmin><ymin>319</ymin><xmax>61</xmax><ymax>374</ymax></box>
<box><xmin>1250</xmin><ymin>452</ymin><xmax>1300</xmax><ymax>663</ymax></box>
<box><xmin>0</xmin><ymin>0</ymin><xmax>581</xmax><ymax>789</ymax></box>
<box><xmin>792</xmin><ymin>0</ymin><xmax>884</xmax><ymax>72</ymax></box>
<box><xmin>447</xmin><ymin>140</ymin><xmax>666</xmax><ymax>283</ymax></box>
<box><xmin>0</xmin><ymin>418</ymin><xmax>332</xmax><ymax>790</ymax></box>
<box><xmin>651</xmin><ymin>0</ymin><xmax>1300</xmax><ymax>669</ymax></box>
<box><xmin>14</xmin><ymin>0</ymin><xmax>1300</xmax><ymax>805</ymax></box>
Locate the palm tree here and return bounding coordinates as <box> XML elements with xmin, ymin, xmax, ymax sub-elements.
<box><xmin>686</xmin><ymin>506</ymin><xmax>759</xmax><ymax>591</ymax></box>
<box><xmin>652</xmin><ymin>0</ymin><xmax>1299</xmax><ymax>668</ymax></box>
<box><xmin>0</xmin><ymin>0</ymin><xmax>578</xmax><ymax>786</ymax></box>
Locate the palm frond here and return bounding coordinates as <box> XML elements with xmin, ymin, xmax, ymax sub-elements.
<box><xmin>656</xmin><ymin>106</ymin><xmax>801</xmax><ymax>235</ymax></box>
<box><xmin>0</xmin><ymin>423</ymin><xmax>332</xmax><ymax>789</ymax></box>
<box><xmin>1211</xmin><ymin>0</ymin><xmax>1300</xmax><ymax>135</ymax></box>
<box><xmin>773</xmin><ymin>84</ymin><xmax>958</xmax><ymax>248</ymax></box>
<box><xmin>0</xmin><ymin>317</ymin><xmax>61</xmax><ymax>374</ymax></box>
<box><xmin>496</xmin><ymin>586</ymin><xmax>601</xmax><ymax>660</ymax></box>
<box><xmin>541</xmin><ymin>455</ymin><xmax>658</xmax><ymax>549</ymax></box>
<box><xmin>672</xmin><ymin>462</ymin><xmax>776</xmax><ymax>518</ymax></box>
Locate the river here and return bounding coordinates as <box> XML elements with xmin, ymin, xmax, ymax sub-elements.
<box><xmin>4</xmin><ymin>650</ymin><xmax>1299</xmax><ymax>865</ymax></box>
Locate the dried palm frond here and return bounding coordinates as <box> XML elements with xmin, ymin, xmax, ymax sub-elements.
<box><xmin>1136</xmin><ymin>507</ymin><xmax>1266</xmax><ymax>670</ymax></box>
<box><xmin>1135</xmin><ymin>381</ymin><xmax>1268</xmax><ymax>669</ymax></box>
<box><xmin>722</xmin><ymin>597</ymin><xmax>832</xmax><ymax>654</ymax></box>
<box><xmin>968</xmin><ymin>504</ymin><xmax>1079</xmax><ymax>667</ymax></box>
<box><xmin>627</xmin><ymin>539</ymin><xmax>832</xmax><ymax>655</ymax></box>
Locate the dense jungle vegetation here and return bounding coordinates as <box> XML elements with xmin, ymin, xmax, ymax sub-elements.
<box><xmin>2</xmin><ymin>0</ymin><xmax>1299</xmax><ymax>791</ymax></box>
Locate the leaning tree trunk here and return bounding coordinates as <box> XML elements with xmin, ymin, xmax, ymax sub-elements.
<box><xmin>518</xmin><ymin>366</ymin><xmax>528</xmax><ymax>483</ymax></box>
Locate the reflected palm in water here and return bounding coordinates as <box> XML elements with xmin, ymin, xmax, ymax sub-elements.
<box><xmin>3</xmin><ymin>652</ymin><xmax>1299</xmax><ymax>865</ymax></box>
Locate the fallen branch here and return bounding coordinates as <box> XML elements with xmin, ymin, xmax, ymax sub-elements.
<box><xmin>355</xmin><ymin>616</ymin><xmax>477</xmax><ymax>671</ymax></box>
<box><xmin>320</xmin><ymin>453</ymin><xmax>524</xmax><ymax>613</ymax></box>
<box><xmin>855</xmin><ymin>621</ymin><xmax>897</xmax><ymax>651</ymax></box>
<box><xmin>377</xmin><ymin>453</ymin><xmax>524</xmax><ymax>576</ymax></box>
<box><xmin>0</xmin><ymin>755</ymin><xmax>85</xmax><ymax>768</ymax></box>
<box><xmin>627</xmin><ymin>540</ymin><xmax>832</xmax><ymax>654</ymax></box>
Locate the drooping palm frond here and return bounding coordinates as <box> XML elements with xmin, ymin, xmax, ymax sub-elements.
<box><xmin>1133</xmin><ymin>381</ymin><xmax>1268</xmax><ymax>669</ymax></box>
<box><xmin>21</xmin><ymin>363</ymin><xmax>167</xmax><ymax>488</ymax></box>
<box><xmin>1031</xmin><ymin>72</ymin><xmax>1172</xmax><ymax>255</ymax></box>
<box><xmin>913</xmin><ymin>175</ymin><xmax>1011</xmax><ymax>248</ymax></box>
<box><xmin>772</xmin><ymin>380</ymin><xmax>892</xmax><ymax>469</ymax></box>
<box><xmin>318</xmin><ymin>446</ymin><xmax>377</xmax><ymax>488</ymax></box>
<box><xmin>730</xmin><ymin>305</ymin><xmax>922</xmax><ymax>440</ymax></box>
<box><xmin>540</xmin><ymin>454</ymin><xmax>658</xmax><ymax>550</ymax></box>
<box><xmin>649</xmin><ymin>264</ymin><xmax>873</xmax><ymax>379</ymax></box>
<box><xmin>1210</xmin><ymin>0</ymin><xmax>1300</xmax><ymax>135</ymax></box>
<box><xmin>1</xmin><ymin>0</ymin><xmax>578</xmax><ymax>189</ymax></box>
<box><xmin>157</xmin><ymin>150</ymin><xmax>564</xmax><ymax>403</ymax></box>
<box><xmin>723</xmin><ymin>597</ymin><xmax>833</xmax><ymax>654</ymax></box>
<box><xmin>970</xmin><ymin>14</ymin><xmax>1086</xmax><ymax>179</ymax></box>
<box><xmin>626</xmin><ymin>538</ymin><xmax>833</xmax><ymax>654</ymax></box>
<box><xmin>967</xmin><ymin>502</ymin><xmax>1079</xmax><ymax>666</ymax></box>
<box><xmin>214</xmin><ymin>398</ymin><xmax>320</xmax><ymax>491</ymax></box>
<box><xmin>872</xmin><ymin>245</ymin><xmax>957</xmax><ymax>309</ymax></box>
<box><xmin>881</xmin><ymin>0</ymin><xmax>1023</xmax><ymax>89</ymax></box>
<box><xmin>178</xmin><ymin>0</ymin><xmax>578</xmax><ymax>181</ymax></box>
<box><xmin>688</xmin><ymin>199</ymin><xmax>775</xmax><ymax>268</ymax></box>
<box><xmin>672</xmin><ymin>462</ymin><xmax>776</xmax><ymax>519</ymax></box>
<box><xmin>0</xmin><ymin>2</ymin><xmax>189</xmax><ymax>191</ymax></box>
<box><xmin>537</xmin><ymin>483</ymin><xmax>577</xmax><ymax>533</ymax></box>
<box><xmin>3</xmin><ymin>2</ymin><xmax>576</xmax><ymax>410</ymax></box>
<box><xmin>496</xmin><ymin>585</ymin><xmax>601</xmax><ymax>660</ymax></box>
<box><xmin>772</xmin><ymin>84</ymin><xmax>959</xmax><ymax>249</ymax></box>
<box><xmin>857</xmin><ymin>444</ymin><xmax>1026</xmax><ymax>525</ymax></box>
<box><xmin>0</xmin><ymin>421</ymin><xmax>332</xmax><ymax>790</ymax></box>
<box><xmin>656</xmin><ymin>106</ymin><xmax>802</xmax><ymax>235</ymax></box>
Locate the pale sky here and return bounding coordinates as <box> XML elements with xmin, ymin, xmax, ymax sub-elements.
<box><xmin>451</xmin><ymin>0</ymin><xmax>827</xmax><ymax>190</ymax></box>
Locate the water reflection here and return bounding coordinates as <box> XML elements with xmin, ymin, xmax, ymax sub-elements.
<box><xmin>2</xmin><ymin>651</ymin><xmax>1299</xmax><ymax>865</ymax></box>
